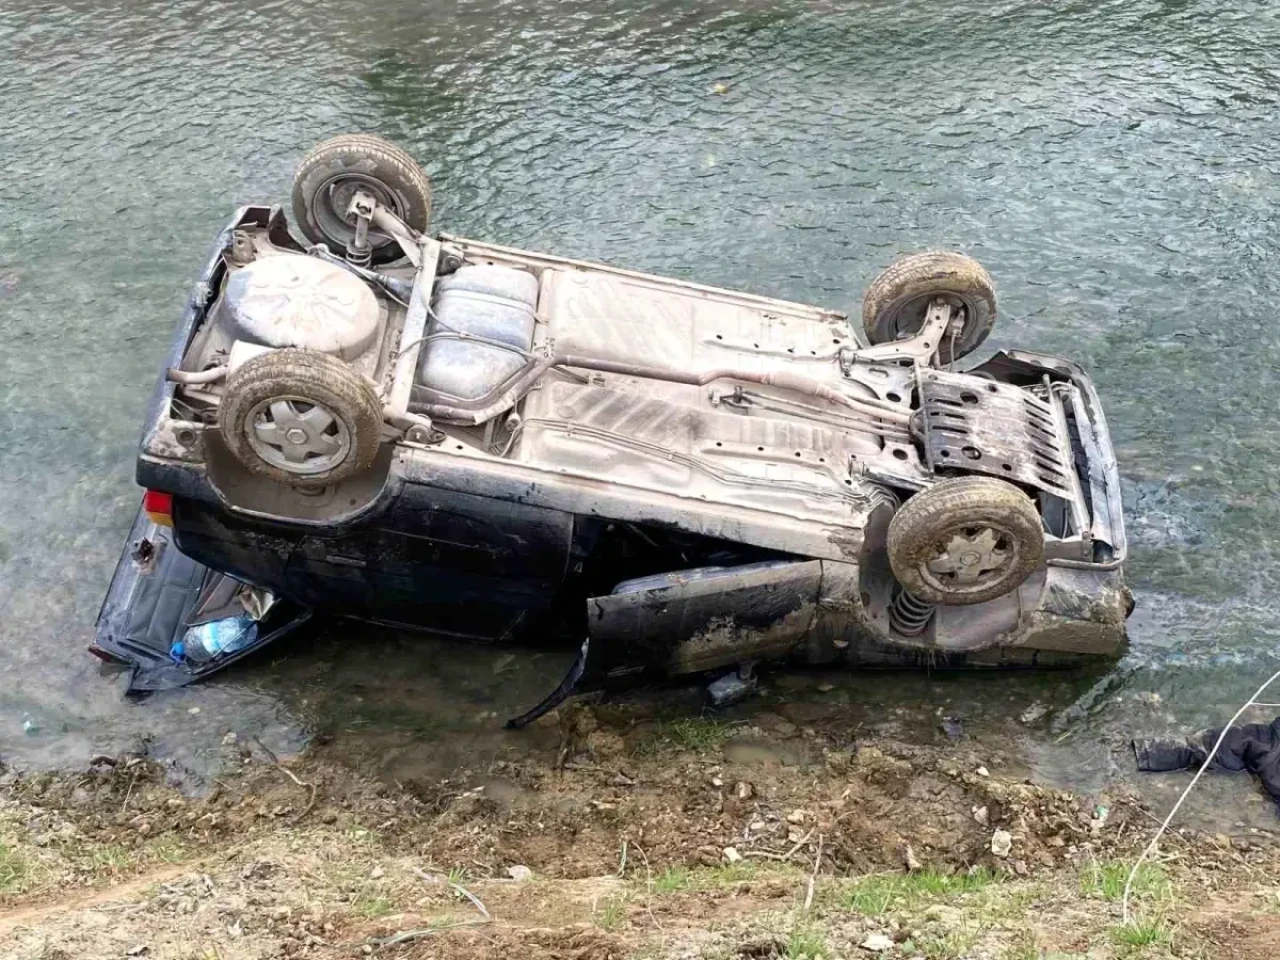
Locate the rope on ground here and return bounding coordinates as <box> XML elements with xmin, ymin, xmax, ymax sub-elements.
<box><xmin>1121</xmin><ymin>663</ymin><xmax>1280</xmax><ymax>923</ymax></box>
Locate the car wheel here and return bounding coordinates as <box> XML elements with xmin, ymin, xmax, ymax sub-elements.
<box><xmin>887</xmin><ymin>476</ymin><xmax>1043</xmax><ymax>605</ymax></box>
<box><xmin>291</xmin><ymin>133</ymin><xmax>432</xmax><ymax>265</ymax></box>
<box><xmin>862</xmin><ymin>251</ymin><xmax>997</xmax><ymax>364</ymax></box>
<box><xmin>218</xmin><ymin>349</ymin><xmax>383</xmax><ymax>484</ymax></box>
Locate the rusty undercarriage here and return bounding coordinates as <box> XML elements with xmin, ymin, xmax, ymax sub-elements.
<box><xmin>94</xmin><ymin>135</ymin><xmax>1130</xmax><ymax>720</ymax></box>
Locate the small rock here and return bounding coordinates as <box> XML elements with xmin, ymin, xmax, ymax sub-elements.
<box><xmin>369</xmin><ymin>865</ymin><xmax>385</xmax><ymax>879</ymax></box>
<box><xmin>903</xmin><ymin>844</ymin><xmax>922</xmax><ymax>872</ymax></box>
<box><xmin>221</xmin><ymin>732</ymin><xmax>238</xmax><ymax>746</ymax></box>
<box><xmin>976</xmin><ymin>766</ymin><xmax>990</xmax><ymax>778</ymax></box>
<box><xmin>126</xmin><ymin>946</ymin><xmax>149</xmax><ymax>957</ymax></box>
<box><xmin>711</xmin><ymin>776</ymin><xmax>724</xmax><ymax>788</ymax></box>
<box><xmin>972</xmin><ymin>805</ymin><xmax>989</xmax><ymax>827</ymax></box>
<box><xmin>786</xmin><ymin>809</ymin><xmax>807</xmax><ymax>824</ymax></box>
<box><xmin>723</xmin><ymin>846</ymin><xmax>742</xmax><ymax>863</ymax></box>
<box><xmin>860</xmin><ymin>932</ymin><xmax>894</xmax><ymax>952</ymax></box>
<box><xmin>990</xmin><ymin>829</ymin><xmax>1014</xmax><ymax>858</ymax></box>
<box><xmin>1019</xmin><ymin>702</ymin><xmax>1049</xmax><ymax>724</ymax></box>
<box><xmin>939</xmin><ymin>717</ymin><xmax>964</xmax><ymax>740</ymax></box>
<box><xmin>735</xmin><ymin>781</ymin><xmax>754</xmax><ymax>801</ymax></box>
<box><xmin>188</xmin><ymin>707</ymin><xmax>201</xmax><ymax>715</ymax></box>
<box><xmin>507</xmin><ymin>864</ymin><xmax>533</xmax><ymax>882</ymax></box>
<box><xmin>816</xmin><ymin>682</ymin><xmax>835</xmax><ymax>693</ymax></box>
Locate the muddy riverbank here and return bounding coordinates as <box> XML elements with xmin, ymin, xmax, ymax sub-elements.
<box><xmin>4</xmin><ymin>705</ymin><xmax>1279</xmax><ymax>959</ymax></box>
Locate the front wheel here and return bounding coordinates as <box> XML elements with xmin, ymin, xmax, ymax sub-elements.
<box><xmin>291</xmin><ymin>133</ymin><xmax>432</xmax><ymax>265</ymax></box>
<box><xmin>862</xmin><ymin>251</ymin><xmax>997</xmax><ymax>364</ymax></box>
<box><xmin>887</xmin><ymin>476</ymin><xmax>1043</xmax><ymax>605</ymax></box>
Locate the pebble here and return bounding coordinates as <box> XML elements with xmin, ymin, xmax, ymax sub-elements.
<box><xmin>786</xmin><ymin>809</ymin><xmax>807</xmax><ymax>824</ymax></box>
<box><xmin>990</xmin><ymin>829</ymin><xmax>1014</xmax><ymax>858</ymax></box>
<box><xmin>1019</xmin><ymin>702</ymin><xmax>1049</xmax><ymax>724</ymax></box>
<box><xmin>976</xmin><ymin>766</ymin><xmax>990</xmax><ymax>777</ymax></box>
<box><xmin>369</xmin><ymin>865</ymin><xmax>384</xmax><ymax>879</ymax></box>
<box><xmin>972</xmin><ymin>805</ymin><xmax>989</xmax><ymax>827</ymax></box>
<box><xmin>723</xmin><ymin>846</ymin><xmax>742</xmax><ymax>863</ymax></box>
<box><xmin>507</xmin><ymin>864</ymin><xmax>533</xmax><ymax>882</ymax></box>
<box><xmin>860</xmin><ymin>932</ymin><xmax>894</xmax><ymax>952</ymax></box>
<box><xmin>735</xmin><ymin>781</ymin><xmax>754</xmax><ymax>800</ymax></box>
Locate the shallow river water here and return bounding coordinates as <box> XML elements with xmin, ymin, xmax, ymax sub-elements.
<box><xmin>3</xmin><ymin>0</ymin><xmax>1280</xmax><ymax>828</ymax></box>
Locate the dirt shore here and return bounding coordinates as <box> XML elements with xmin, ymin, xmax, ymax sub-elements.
<box><xmin>2</xmin><ymin>703</ymin><xmax>1278</xmax><ymax>960</ymax></box>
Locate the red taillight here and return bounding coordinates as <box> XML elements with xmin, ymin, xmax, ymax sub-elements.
<box><xmin>143</xmin><ymin>490</ymin><xmax>174</xmax><ymax>527</ymax></box>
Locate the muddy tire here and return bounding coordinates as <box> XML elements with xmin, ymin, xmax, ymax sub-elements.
<box><xmin>887</xmin><ymin>476</ymin><xmax>1043</xmax><ymax>606</ymax></box>
<box><xmin>219</xmin><ymin>349</ymin><xmax>383</xmax><ymax>484</ymax></box>
<box><xmin>862</xmin><ymin>251</ymin><xmax>997</xmax><ymax>364</ymax></box>
<box><xmin>292</xmin><ymin>134</ymin><xmax>432</xmax><ymax>265</ymax></box>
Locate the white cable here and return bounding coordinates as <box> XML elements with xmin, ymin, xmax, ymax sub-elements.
<box><xmin>1121</xmin><ymin>663</ymin><xmax>1280</xmax><ymax>922</ymax></box>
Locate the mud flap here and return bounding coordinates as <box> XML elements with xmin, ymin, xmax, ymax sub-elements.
<box><xmin>93</xmin><ymin>507</ymin><xmax>311</xmax><ymax>692</ymax></box>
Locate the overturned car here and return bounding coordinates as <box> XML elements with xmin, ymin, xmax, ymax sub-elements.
<box><xmin>94</xmin><ymin>134</ymin><xmax>1130</xmax><ymax>721</ymax></box>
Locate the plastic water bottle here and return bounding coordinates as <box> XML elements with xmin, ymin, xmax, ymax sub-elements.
<box><xmin>174</xmin><ymin>614</ymin><xmax>260</xmax><ymax>665</ymax></box>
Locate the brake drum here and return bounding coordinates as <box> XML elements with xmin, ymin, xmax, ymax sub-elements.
<box><xmin>218</xmin><ymin>253</ymin><xmax>381</xmax><ymax>361</ymax></box>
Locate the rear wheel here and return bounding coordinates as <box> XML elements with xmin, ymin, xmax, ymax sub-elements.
<box><xmin>887</xmin><ymin>476</ymin><xmax>1043</xmax><ymax>605</ymax></box>
<box><xmin>218</xmin><ymin>349</ymin><xmax>383</xmax><ymax>484</ymax></box>
<box><xmin>291</xmin><ymin>133</ymin><xmax>432</xmax><ymax>265</ymax></box>
<box><xmin>862</xmin><ymin>251</ymin><xmax>997</xmax><ymax>364</ymax></box>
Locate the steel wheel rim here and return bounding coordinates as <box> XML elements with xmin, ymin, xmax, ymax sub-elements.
<box><xmin>246</xmin><ymin>394</ymin><xmax>351</xmax><ymax>475</ymax></box>
<box><xmin>311</xmin><ymin>172</ymin><xmax>404</xmax><ymax>252</ymax></box>
<box><xmin>916</xmin><ymin>524</ymin><xmax>1019</xmax><ymax>599</ymax></box>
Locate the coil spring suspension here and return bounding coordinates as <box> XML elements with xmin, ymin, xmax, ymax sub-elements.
<box><xmin>889</xmin><ymin>586</ymin><xmax>935</xmax><ymax>637</ymax></box>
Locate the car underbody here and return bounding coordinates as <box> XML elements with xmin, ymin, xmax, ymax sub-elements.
<box><xmin>94</xmin><ymin>136</ymin><xmax>1131</xmax><ymax>720</ymax></box>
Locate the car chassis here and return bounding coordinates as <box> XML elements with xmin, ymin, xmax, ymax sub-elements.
<box><xmin>93</xmin><ymin>136</ymin><xmax>1130</xmax><ymax>724</ymax></box>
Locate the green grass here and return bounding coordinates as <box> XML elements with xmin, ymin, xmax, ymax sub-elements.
<box><xmin>1109</xmin><ymin>914</ymin><xmax>1175</xmax><ymax>951</ymax></box>
<box><xmin>145</xmin><ymin>837</ymin><xmax>189</xmax><ymax>865</ymax></box>
<box><xmin>917</xmin><ymin>923</ymin><xmax>982</xmax><ymax>960</ymax></box>
<box><xmin>82</xmin><ymin>843</ymin><xmax>134</xmax><ymax>875</ymax></box>
<box><xmin>0</xmin><ymin>841</ymin><xmax>28</xmax><ymax>891</ymax></box>
<box><xmin>840</xmin><ymin>868</ymin><xmax>1000</xmax><ymax>915</ymax></box>
<box><xmin>653</xmin><ymin>861</ymin><xmax>769</xmax><ymax>893</ymax></box>
<box><xmin>654</xmin><ymin>866</ymin><xmax>694</xmax><ymax>893</ymax></box>
<box><xmin>595</xmin><ymin>894</ymin><xmax>629</xmax><ymax>930</ymax></box>
<box><xmin>784</xmin><ymin>924</ymin><xmax>828</xmax><ymax>959</ymax></box>
<box><xmin>447</xmin><ymin>865</ymin><xmax>471</xmax><ymax>887</ymax></box>
<box><xmin>997</xmin><ymin>933</ymin><xmax>1041</xmax><ymax>960</ymax></box>
<box><xmin>354</xmin><ymin>894</ymin><xmax>396</xmax><ymax>919</ymax></box>
<box><xmin>648</xmin><ymin>717</ymin><xmax>737</xmax><ymax>751</ymax></box>
<box><xmin>1080</xmin><ymin>860</ymin><xmax>1170</xmax><ymax>902</ymax></box>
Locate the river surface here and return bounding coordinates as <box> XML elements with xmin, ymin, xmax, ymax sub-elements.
<box><xmin>3</xmin><ymin>0</ymin><xmax>1280</xmax><ymax>829</ymax></box>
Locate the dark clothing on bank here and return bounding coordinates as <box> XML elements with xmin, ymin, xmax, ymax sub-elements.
<box><xmin>1133</xmin><ymin>717</ymin><xmax>1280</xmax><ymax>808</ymax></box>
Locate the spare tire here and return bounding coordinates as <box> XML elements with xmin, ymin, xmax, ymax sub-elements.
<box><xmin>292</xmin><ymin>133</ymin><xmax>432</xmax><ymax>265</ymax></box>
<box><xmin>887</xmin><ymin>476</ymin><xmax>1043</xmax><ymax>606</ymax></box>
<box><xmin>218</xmin><ymin>349</ymin><xmax>383</xmax><ymax>484</ymax></box>
<box><xmin>862</xmin><ymin>251</ymin><xmax>997</xmax><ymax>364</ymax></box>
